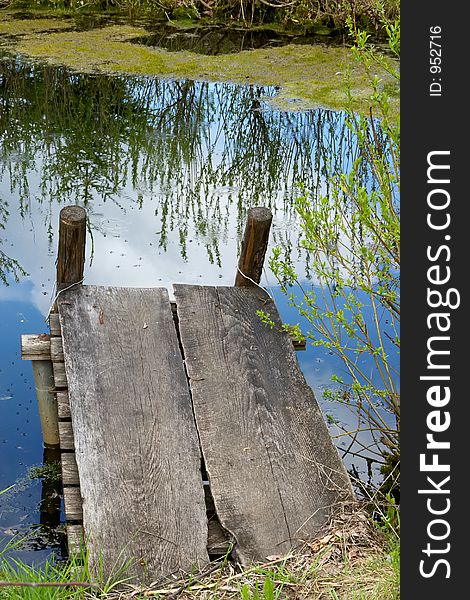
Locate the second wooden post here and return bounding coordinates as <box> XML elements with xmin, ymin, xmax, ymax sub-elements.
<box><xmin>56</xmin><ymin>205</ymin><xmax>87</xmax><ymax>290</ymax></box>
<box><xmin>234</xmin><ymin>207</ymin><xmax>273</xmax><ymax>287</ymax></box>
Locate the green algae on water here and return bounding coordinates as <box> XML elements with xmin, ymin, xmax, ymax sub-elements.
<box><xmin>1</xmin><ymin>17</ymin><xmax>399</xmax><ymax>117</ymax></box>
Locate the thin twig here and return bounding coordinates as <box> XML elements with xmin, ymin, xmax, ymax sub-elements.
<box><xmin>0</xmin><ymin>581</ymin><xmax>100</xmax><ymax>589</ymax></box>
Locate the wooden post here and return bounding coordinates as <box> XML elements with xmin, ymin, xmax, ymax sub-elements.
<box><xmin>21</xmin><ymin>334</ymin><xmax>59</xmax><ymax>447</ymax></box>
<box><xmin>56</xmin><ymin>205</ymin><xmax>86</xmax><ymax>289</ymax></box>
<box><xmin>21</xmin><ymin>333</ymin><xmax>59</xmax><ymax>448</ymax></box>
<box><xmin>234</xmin><ymin>207</ymin><xmax>273</xmax><ymax>287</ymax></box>
<box><xmin>32</xmin><ymin>360</ymin><xmax>59</xmax><ymax>447</ymax></box>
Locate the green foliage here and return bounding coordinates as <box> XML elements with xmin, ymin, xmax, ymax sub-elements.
<box><xmin>7</xmin><ymin>0</ymin><xmax>400</xmax><ymax>30</ymax></box>
<box><xmin>257</xmin><ymin>310</ymin><xmax>305</xmax><ymax>343</ymax></box>
<box><xmin>269</xmin><ymin>3</ymin><xmax>400</xmax><ymax>490</ymax></box>
<box><xmin>240</xmin><ymin>574</ymin><xmax>281</xmax><ymax>600</ymax></box>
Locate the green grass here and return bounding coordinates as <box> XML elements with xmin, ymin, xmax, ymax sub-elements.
<box><xmin>0</xmin><ymin>535</ymin><xmax>134</xmax><ymax>599</ymax></box>
<box><xmin>0</xmin><ymin>502</ymin><xmax>399</xmax><ymax>599</ymax></box>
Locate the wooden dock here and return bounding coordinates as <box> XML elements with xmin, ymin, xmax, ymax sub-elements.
<box><xmin>22</xmin><ymin>206</ymin><xmax>353</xmax><ymax>584</ymax></box>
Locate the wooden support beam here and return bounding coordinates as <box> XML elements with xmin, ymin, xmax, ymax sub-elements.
<box><xmin>63</xmin><ymin>487</ymin><xmax>83</xmax><ymax>521</ymax></box>
<box><xmin>50</xmin><ymin>337</ymin><xmax>64</xmax><ymax>362</ymax></box>
<box><xmin>49</xmin><ymin>313</ymin><xmax>61</xmax><ymax>336</ymax></box>
<box><xmin>56</xmin><ymin>206</ymin><xmax>86</xmax><ymax>289</ymax></box>
<box><xmin>290</xmin><ymin>334</ymin><xmax>306</xmax><ymax>351</ymax></box>
<box><xmin>21</xmin><ymin>334</ymin><xmax>51</xmax><ymax>361</ymax></box>
<box><xmin>53</xmin><ymin>362</ymin><xmax>68</xmax><ymax>389</ymax></box>
<box><xmin>61</xmin><ymin>453</ymin><xmax>80</xmax><ymax>485</ymax></box>
<box><xmin>235</xmin><ymin>207</ymin><xmax>273</xmax><ymax>287</ymax></box>
<box><xmin>207</xmin><ymin>518</ymin><xmax>231</xmax><ymax>555</ymax></box>
<box><xmin>57</xmin><ymin>390</ymin><xmax>71</xmax><ymax>419</ymax></box>
<box><xmin>58</xmin><ymin>421</ymin><xmax>75</xmax><ymax>451</ymax></box>
<box><xmin>21</xmin><ymin>334</ymin><xmax>61</xmax><ymax>446</ymax></box>
<box><xmin>67</xmin><ymin>524</ymin><xmax>84</xmax><ymax>555</ymax></box>
<box><xmin>31</xmin><ymin>360</ymin><xmax>59</xmax><ymax>447</ymax></box>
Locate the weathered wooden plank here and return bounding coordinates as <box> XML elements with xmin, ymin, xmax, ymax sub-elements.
<box><xmin>49</xmin><ymin>312</ymin><xmax>62</xmax><ymax>336</ymax></box>
<box><xmin>57</xmin><ymin>390</ymin><xmax>71</xmax><ymax>419</ymax></box>
<box><xmin>58</xmin><ymin>421</ymin><xmax>75</xmax><ymax>451</ymax></box>
<box><xmin>58</xmin><ymin>285</ymin><xmax>208</xmax><ymax>583</ymax></box>
<box><xmin>63</xmin><ymin>486</ymin><xmax>83</xmax><ymax>521</ymax></box>
<box><xmin>67</xmin><ymin>524</ymin><xmax>84</xmax><ymax>555</ymax></box>
<box><xmin>21</xmin><ymin>334</ymin><xmax>51</xmax><ymax>360</ymax></box>
<box><xmin>52</xmin><ymin>361</ymin><xmax>68</xmax><ymax>388</ymax></box>
<box><xmin>50</xmin><ymin>336</ymin><xmax>64</xmax><ymax>362</ymax></box>
<box><xmin>65</xmin><ymin>519</ymin><xmax>229</xmax><ymax>559</ymax></box>
<box><xmin>174</xmin><ymin>285</ymin><xmax>354</xmax><ymax>565</ymax></box>
<box><xmin>62</xmin><ymin>452</ymin><xmax>80</xmax><ymax>485</ymax></box>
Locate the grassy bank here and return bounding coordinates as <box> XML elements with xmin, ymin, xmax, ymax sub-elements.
<box><xmin>0</xmin><ymin>504</ymin><xmax>399</xmax><ymax>599</ymax></box>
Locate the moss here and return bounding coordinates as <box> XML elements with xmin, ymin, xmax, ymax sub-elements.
<box><xmin>1</xmin><ymin>17</ymin><xmax>399</xmax><ymax>118</ymax></box>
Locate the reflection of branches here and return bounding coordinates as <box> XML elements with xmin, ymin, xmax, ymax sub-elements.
<box><xmin>0</xmin><ymin>199</ymin><xmax>28</xmax><ymax>283</ymax></box>
<box><xmin>0</xmin><ymin>56</ymin><xmax>360</xmax><ymax>271</ymax></box>
<box><xmin>0</xmin><ymin>247</ymin><xmax>28</xmax><ymax>284</ymax></box>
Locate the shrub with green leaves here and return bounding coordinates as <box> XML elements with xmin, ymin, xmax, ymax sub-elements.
<box><xmin>269</xmin><ymin>3</ymin><xmax>400</xmax><ymax>494</ymax></box>
<box><xmin>9</xmin><ymin>0</ymin><xmax>399</xmax><ymax>29</ymax></box>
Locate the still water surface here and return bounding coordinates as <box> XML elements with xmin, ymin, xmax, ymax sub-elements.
<box><xmin>0</xmin><ymin>50</ymin><xmax>397</xmax><ymax>562</ymax></box>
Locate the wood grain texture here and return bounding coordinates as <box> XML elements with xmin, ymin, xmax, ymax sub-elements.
<box><xmin>58</xmin><ymin>286</ymin><xmax>208</xmax><ymax>583</ymax></box>
<box><xmin>49</xmin><ymin>313</ymin><xmax>61</xmax><ymax>337</ymax></box>
<box><xmin>174</xmin><ymin>285</ymin><xmax>354</xmax><ymax>565</ymax></box>
<box><xmin>234</xmin><ymin>208</ymin><xmax>272</xmax><ymax>287</ymax></box>
<box><xmin>56</xmin><ymin>205</ymin><xmax>86</xmax><ymax>288</ymax></box>
<box><xmin>57</xmin><ymin>391</ymin><xmax>71</xmax><ymax>419</ymax></box>
<box><xmin>62</xmin><ymin>452</ymin><xmax>80</xmax><ymax>485</ymax></box>
<box><xmin>50</xmin><ymin>337</ymin><xmax>64</xmax><ymax>362</ymax></box>
<box><xmin>63</xmin><ymin>487</ymin><xmax>83</xmax><ymax>521</ymax></box>
<box><xmin>52</xmin><ymin>362</ymin><xmax>68</xmax><ymax>389</ymax></box>
<box><xmin>59</xmin><ymin>421</ymin><xmax>75</xmax><ymax>451</ymax></box>
<box><xmin>21</xmin><ymin>334</ymin><xmax>51</xmax><ymax>360</ymax></box>
<box><xmin>67</xmin><ymin>524</ymin><xmax>84</xmax><ymax>555</ymax></box>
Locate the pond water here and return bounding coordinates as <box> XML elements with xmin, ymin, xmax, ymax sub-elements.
<box><xmin>0</xmin><ymin>48</ymin><xmax>398</xmax><ymax>563</ymax></box>
<box><xmin>128</xmin><ymin>23</ymin><xmax>344</xmax><ymax>55</ymax></box>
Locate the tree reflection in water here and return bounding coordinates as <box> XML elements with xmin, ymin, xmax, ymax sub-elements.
<box><xmin>0</xmin><ymin>55</ymin><xmax>364</xmax><ymax>281</ymax></box>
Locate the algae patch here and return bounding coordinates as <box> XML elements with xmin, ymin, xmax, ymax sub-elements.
<box><xmin>0</xmin><ymin>14</ymin><xmax>72</xmax><ymax>38</ymax></box>
<box><xmin>1</xmin><ymin>18</ymin><xmax>399</xmax><ymax>116</ymax></box>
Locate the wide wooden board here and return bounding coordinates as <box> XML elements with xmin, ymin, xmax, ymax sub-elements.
<box><xmin>58</xmin><ymin>286</ymin><xmax>208</xmax><ymax>582</ymax></box>
<box><xmin>174</xmin><ymin>285</ymin><xmax>353</xmax><ymax>565</ymax></box>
